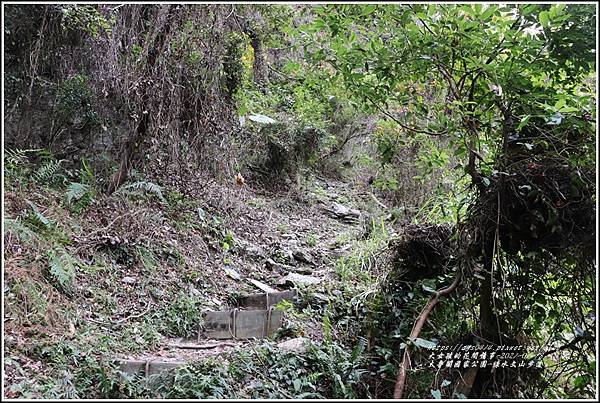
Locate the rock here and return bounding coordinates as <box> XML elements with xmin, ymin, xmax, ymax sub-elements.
<box><xmin>248</xmin><ymin>279</ymin><xmax>278</xmax><ymax>294</ymax></box>
<box><xmin>295</xmin><ymin>267</ymin><xmax>313</xmax><ymax>275</ymax></box>
<box><xmin>278</xmin><ymin>272</ymin><xmax>321</xmax><ymax>286</ymax></box>
<box><xmin>277</xmin><ymin>337</ymin><xmax>309</xmax><ymax>353</ymax></box>
<box><xmin>122</xmin><ymin>276</ymin><xmax>137</xmax><ymax>285</ymax></box>
<box><xmin>224</xmin><ymin>266</ymin><xmax>242</xmax><ymax>280</ymax></box>
<box><xmin>188</xmin><ymin>285</ymin><xmax>202</xmax><ymax>297</ymax></box>
<box><xmin>330</xmin><ymin>243</ymin><xmax>352</xmax><ymax>259</ymax></box>
<box><xmin>328</xmin><ymin>202</ymin><xmax>361</xmax><ymax>223</ymax></box>
<box><xmin>313</xmin><ymin>292</ymin><xmax>329</xmax><ymax>302</ymax></box>
<box><xmin>265</xmin><ymin>258</ymin><xmax>293</xmax><ymax>273</ymax></box>
<box><xmin>244</xmin><ymin>245</ymin><xmax>265</xmax><ymax>259</ymax></box>
<box><xmin>293</xmin><ymin>250</ymin><xmax>314</xmax><ymax>265</ymax></box>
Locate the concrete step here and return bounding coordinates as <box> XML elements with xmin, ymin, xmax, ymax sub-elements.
<box><xmin>119</xmin><ymin>359</ymin><xmax>185</xmax><ymax>377</ymax></box>
<box><xmin>237</xmin><ymin>289</ymin><xmax>297</xmax><ymax>309</ymax></box>
<box><xmin>201</xmin><ymin>308</ymin><xmax>283</xmax><ymax>340</ymax></box>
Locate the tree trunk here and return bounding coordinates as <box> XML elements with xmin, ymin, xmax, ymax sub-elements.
<box><xmin>106</xmin><ymin>114</ymin><xmax>147</xmax><ymax>195</ymax></box>
<box><xmin>479</xmin><ymin>238</ymin><xmax>500</xmax><ymax>344</ymax></box>
<box><xmin>105</xmin><ymin>6</ymin><xmax>173</xmax><ymax>194</ymax></box>
<box><xmin>248</xmin><ymin>28</ymin><xmax>267</xmax><ymax>87</ymax></box>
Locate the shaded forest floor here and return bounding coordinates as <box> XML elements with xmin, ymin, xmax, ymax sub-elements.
<box><xmin>4</xmin><ymin>167</ymin><xmax>397</xmax><ymax>398</ymax></box>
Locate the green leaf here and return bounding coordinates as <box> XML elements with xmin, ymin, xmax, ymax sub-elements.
<box><xmin>573</xmin><ymin>375</ymin><xmax>588</xmax><ymax>389</ymax></box>
<box><xmin>481</xmin><ymin>5</ymin><xmax>497</xmax><ymax>21</ymax></box>
<box><xmin>363</xmin><ymin>5</ymin><xmax>376</xmax><ymax>15</ymax></box>
<box><xmin>516</xmin><ymin>114</ymin><xmax>531</xmax><ymax>131</ymax></box>
<box><xmin>554</xmin><ymin>98</ymin><xmax>566</xmax><ymax>109</ymax></box>
<box><xmin>422</xmin><ymin>284</ymin><xmax>437</xmax><ymax>294</ymax></box>
<box><xmin>539</xmin><ymin>11</ymin><xmax>550</xmax><ymax>27</ymax></box>
<box><xmin>559</xmin><ymin>106</ymin><xmax>579</xmax><ymax>113</ymax></box>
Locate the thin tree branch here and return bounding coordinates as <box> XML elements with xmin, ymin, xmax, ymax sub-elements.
<box><xmin>366</xmin><ymin>97</ymin><xmax>447</xmax><ymax>136</ymax></box>
<box><xmin>393</xmin><ymin>269</ymin><xmax>462</xmax><ymax>399</ymax></box>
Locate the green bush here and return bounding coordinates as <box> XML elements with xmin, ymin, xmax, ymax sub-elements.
<box><xmin>156</xmin><ymin>292</ymin><xmax>203</xmax><ymax>338</ymax></box>
<box><xmin>54</xmin><ymin>74</ymin><xmax>100</xmax><ymax>130</ymax></box>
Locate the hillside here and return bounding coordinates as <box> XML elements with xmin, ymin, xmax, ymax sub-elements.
<box><xmin>2</xmin><ymin>3</ymin><xmax>597</xmax><ymax>400</ymax></box>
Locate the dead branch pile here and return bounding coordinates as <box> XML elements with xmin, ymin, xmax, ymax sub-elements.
<box><xmin>391</xmin><ymin>223</ymin><xmax>455</xmax><ymax>282</ymax></box>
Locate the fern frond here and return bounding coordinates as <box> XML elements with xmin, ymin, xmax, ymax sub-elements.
<box><xmin>4</xmin><ymin>148</ymin><xmax>32</xmax><ymax>167</ymax></box>
<box><xmin>33</xmin><ymin>160</ymin><xmax>64</xmax><ymax>183</ymax></box>
<box><xmin>65</xmin><ymin>182</ymin><xmax>88</xmax><ymax>204</ymax></box>
<box><xmin>4</xmin><ymin>218</ymin><xmax>39</xmax><ymax>243</ymax></box>
<box><xmin>26</xmin><ymin>201</ymin><xmax>53</xmax><ymax>230</ymax></box>
<box><xmin>65</xmin><ymin>179</ymin><xmax>95</xmax><ymax>214</ymax></box>
<box><xmin>116</xmin><ymin>181</ymin><xmax>166</xmax><ymax>203</ymax></box>
<box><xmin>4</xmin><ymin>148</ymin><xmax>42</xmax><ymax>180</ymax></box>
<box><xmin>46</xmin><ymin>248</ymin><xmax>77</xmax><ymax>295</ymax></box>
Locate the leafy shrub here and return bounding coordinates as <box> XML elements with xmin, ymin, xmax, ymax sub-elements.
<box><xmin>223</xmin><ymin>32</ymin><xmax>246</xmax><ymax>97</ymax></box>
<box><xmin>60</xmin><ymin>5</ymin><xmax>112</xmax><ymax>38</ymax></box>
<box><xmin>156</xmin><ymin>292</ymin><xmax>203</xmax><ymax>338</ymax></box>
<box><xmin>101</xmin><ymin>340</ymin><xmax>370</xmax><ymax>399</ymax></box>
<box><xmin>249</xmin><ymin>122</ymin><xmax>324</xmax><ymax>186</ymax></box>
<box><xmin>53</xmin><ymin>74</ymin><xmax>100</xmax><ymax>130</ymax></box>
<box><xmin>5</xmin><ymin>148</ymin><xmax>68</xmax><ymax>188</ymax></box>
<box><xmin>152</xmin><ymin>359</ymin><xmax>234</xmax><ymax>399</ymax></box>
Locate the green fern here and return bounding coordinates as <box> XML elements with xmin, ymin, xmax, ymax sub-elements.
<box><xmin>65</xmin><ymin>182</ymin><xmax>93</xmax><ymax>213</ymax></box>
<box><xmin>116</xmin><ymin>181</ymin><xmax>167</xmax><ymax>203</ymax></box>
<box><xmin>33</xmin><ymin>159</ymin><xmax>64</xmax><ymax>183</ymax></box>
<box><xmin>4</xmin><ymin>218</ymin><xmax>39</xmax><ymax>243</ymax></box>
<box><xmin>46</xmin><ymin>248</ymin><xmax>77</xmax><ymax>295</ymax></box>
<box><xmin>49</xmin><ymin>370</ymin><xmax>79</xmax><ymax>399</ymax></box>
<box><xmin>4</xmin><ymin>148</ymin><xmax>33</xmax><ymax>168</ymax></box>
<box><xmin>66</xmin><ymin>182</ymin><xmax>89</xmax><ymax>205</ymax></box>
<box><xmin>4</xmin><ymin>148</ymin><xmax>41</xmax><ymax>181</ymax></box>
<box><xmin>64</xmin><ymin>159</ymin><xmax>96</xmax><ymax>213</ymax></box>
<box><xmin>26</xmin><ymin>201</ymin><xmax>53</xmax><ymax>230</ymax></box>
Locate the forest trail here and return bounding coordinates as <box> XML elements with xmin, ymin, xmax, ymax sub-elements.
<box><xmin>5</xmin><ymin>3</ymin><xmax>594</xmax><ymax>398</ymax></box>
<box><xmin>114</xmin><ymin>175</ymin><xmax>387</xmax><ymax>372</ymax></box>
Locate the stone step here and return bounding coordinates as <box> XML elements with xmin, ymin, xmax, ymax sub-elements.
<box><xmin>201</xmin><ymin>308</ymin><xmax>283</xmax><ymax>340</ymax></box>
<box><xmin>238</xmin><ymin>289</ymin><xmax>297</xmax><ymax>310</ymax></box>
<box><xmin>119</xmin><ymin>359</ymin><xmax>185</xmax><ymax>377</ymax></box>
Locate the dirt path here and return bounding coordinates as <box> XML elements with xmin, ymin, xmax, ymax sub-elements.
<box><xmin>117</xmin><ymin>176</ymin><xmax>383</xmax><ymax>366</ymax></box>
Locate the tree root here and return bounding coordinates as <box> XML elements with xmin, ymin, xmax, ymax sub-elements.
<box><xmin>393</xmin><ymin>270</ymin><xmax>462</xmax><ymax>399</ymax></box>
